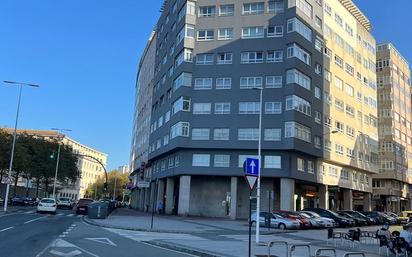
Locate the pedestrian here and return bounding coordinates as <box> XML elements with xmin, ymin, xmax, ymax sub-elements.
<box><xmin>157</xmin><ymin>201</ymin><xmax>163</xmax><ymax>214</ymax></box>
<box><xmin>145</xmin><ymin>204</ymin><xmax>149</xmax><ymax>212</ymax></box>
<box><xmin>400</xmin><ymin>225</ymin><xmax>412</xmax><ymax>251</ymax></box>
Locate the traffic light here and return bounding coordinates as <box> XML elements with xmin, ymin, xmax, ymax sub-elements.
<box><xmin>49</xmin><ymin>152</ymin><xmax>55</xmax><ymax>159</ymax></box>
<box><xmin>103</xmin><ymin>182</ymin><xmax>108</xmax><ymax>192</ymax></box>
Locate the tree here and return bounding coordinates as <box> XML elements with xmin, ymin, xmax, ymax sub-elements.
<box><xmin>86</xmin><ymin>170</ymin><xmax>130</xmax><ymax>201</ymax></box>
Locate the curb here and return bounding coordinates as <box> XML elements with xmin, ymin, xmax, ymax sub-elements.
<box><xmin>82</xmin><ymin>216</ymin><xmax>194</xmax><ymax>234</ymax></box>
<box><xmin>143</xmin><ymin>241</ymin><xmax>225</xmax><ymax>257</ymax></box>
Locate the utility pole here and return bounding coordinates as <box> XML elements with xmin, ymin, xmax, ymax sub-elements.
<box><xmin>3</xmin><ymin>80</ymin><xmax>40</xmax><ymax>212</ymax></box>
<box><xmin>113</xmin><ymin>175</ymin><xmax>117</xmax><ymax>200</ymax></box>
<box><xmin>51</xmin><ymin>128</ymin><xmax>72</xmax><ymax>199</ymax></box>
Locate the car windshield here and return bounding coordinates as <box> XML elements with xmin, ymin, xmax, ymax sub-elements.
<box><xmin>59</xmin><ymin>198</ymin><xmax>70</xmax><ymax>201</ymax></box>
<box><xmin>41</xmin><ymin>199</ymin><xmax>55</xmax><ymax>203</ymax></box>
<box><xmin>274</xmin><ymin>212</ymin><xmax>288</xmax><ymax>218</ymax></box>
<box><xmin>300</xmin><ymin>213</ymin><xmax>310</xmax><ymax>218</ymax></box>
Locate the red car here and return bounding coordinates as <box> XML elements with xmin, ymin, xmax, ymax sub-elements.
<box><xmin>273</xmin><ymin>210</ymin><xmax>311</xmax><ymax>229</ymax></box>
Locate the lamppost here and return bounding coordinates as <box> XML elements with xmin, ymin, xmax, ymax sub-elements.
<box><xmin>113</xmin><ymin>175</ymin><xmax>117</xmax><ymax>200</ymax></box>
<box><xmin>252</xmin><ymin>87</ymin><xmax>263</xmax><ymax>244</ymax></box>
<box><xmin>3</xmin><ymin>80</ymin><xmax>40</xmax><ymax>212</ymax></box>
<box><xmin>51</xmin><ymin>128</ymin><xmax>72</xmax><ymax>199</ymax></box>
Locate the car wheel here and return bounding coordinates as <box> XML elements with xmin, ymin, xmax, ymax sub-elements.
<box><xmin>278</xmin><ymin>223</ymin><xmax>286</xmax><ymax>230</ymax></box>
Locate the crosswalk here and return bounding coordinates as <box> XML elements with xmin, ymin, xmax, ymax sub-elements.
<box><xmin>18</xmin><ymin>210</ymin><xmax>84</xmax><ymax>218</ymax></box>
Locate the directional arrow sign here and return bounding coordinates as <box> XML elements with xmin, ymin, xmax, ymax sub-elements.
<box><xmin>245</xmin><ymin>176</ymin><xmax>258</xmax><ymax>191</ymax></box>
<box><xmin>244</xmin><ymin>158</ymin><xmax>259</xmax><ymax>176</ymax></box>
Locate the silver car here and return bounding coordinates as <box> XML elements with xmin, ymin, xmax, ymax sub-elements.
<box><xmin>250</xmin><ymin>211</ymin><xmax>301</xmax><ymax>230</ymax></box>
<box><xmin>300</xmin><ymin>211</ymin><xmax>337</xmax><ymax>228</ymax></box>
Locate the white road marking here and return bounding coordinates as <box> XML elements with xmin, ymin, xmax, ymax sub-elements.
<box><xmin>0</xmin><ymin>226</ymin><xmax>14</xmax><ymax>232</ymax></box>
<box><xmin>24</xmin><ymin>210</ymin><xmax>35</xmax><ymax>214</ymax></box>
<box><xmin>24</xmin><ymin>217</ymin><xmax>45</xmax><ymax>224</ymax></box>
<box><xmin>67</xmin><ymin>214</ymin><xmax>74</xmax><ymax>217</ymax></box>
<box><xmin>49</xmin><ymin>249</ymin><xmax>82</xmax><ymax>257</ymax></box>
<box><xmin>57</xmin><ymin>213</ymin><xmax>64</xmax><ymax>216</ymax></box>
<box><xmin>140</xmin><ymin>242</ymin><xmax>199</xmax><ymax>257</ymax></box>
<box><xmin>85</xmin><ymin>237</ymin><xmax>117</xmax><ymax>247</ymax></box>
<box><xmin>76</xmin><ymin>215</ymin><xmax>83</xmax><ymax>218</ymax></box>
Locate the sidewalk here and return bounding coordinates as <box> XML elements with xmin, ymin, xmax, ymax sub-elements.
<box><xmin>85</xmin><ymin>208</ymin><xmax>258</xmax><ymax>234</ymax></box>
<box><xmin>85</xmin><ymin>208</ymin><xmax>382</xmax><ymax>257</ymax></box>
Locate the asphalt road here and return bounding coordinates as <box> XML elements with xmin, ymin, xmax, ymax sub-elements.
<box><xmin>0</xmin><ymin>207</ymin><xmax>198</xmax><ymax>257</ymax></box>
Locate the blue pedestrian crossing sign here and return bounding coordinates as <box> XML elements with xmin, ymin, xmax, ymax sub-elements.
<box><xmin>244</xmin><ymin>158</ymin><xmax>259</xmax><ymax>176</ymax></box>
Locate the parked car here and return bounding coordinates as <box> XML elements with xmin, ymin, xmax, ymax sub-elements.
<box><xmin>385</xmin><ymin>212</ymin><xmax>402</xmax><ymax>225</ymax></box>
<box><xmin>361</xmin><ymin>211</ymin><xmax>386</xmax><ymax>225</ymax></box>
<box><xmin>57</xmin><ymin>197</ymin><xmax>73</xmax><ymax>209</ymax></box>
<box><xmin>250</xmin><ymin>211</ymin><xmax>300</xmax><ymax>230</ymax></box>
<box><xmin>273</xmin><ymin>210</ymin><xmax>311</xmax><ymax>229</ymax></box>
<box><xmin>337</xmin><ymin>211</ymin><xmax>368</xmax><ymax>226</ymax></box>
<box><xmin>10</xmin><ymin>196</ymin><xmax>26</xmax><ymax>206</ymax></box>
<box><xmin>303</xmin><ymin>208</ymin><xmax>354</xmax><ymax>227</ymax></box>
<box><xmin>37</xmin><ymin>198</ymin><xmax>57</xmax><ymax>214</ymax></box>
<box><xmin>381</xmin><ymin>212</ymin><xmax>397</xmax><ymax>225</ymax></box>
<box><xmin>24</xmin><ymin>197</ymin><xmax>37</xmax><ymax>206</ymax></box>
<box><xmin>0</xmin><ymin>197</ymin><xmax>3</xmax><ymax>205</ymax></box>
<box><xmin>343</xmin><ymin>211</ymin><xmax>375</xmax><ymax>225</ymax></box>
<box><xmin>299</xmin><ymin>211</ymin><xmax>337</xmax><ymax>228</ymax></box>
<box><xmin>398</xmin><ymin>211</ymin><xmax>412</xmax><ymax>224</ymax></box>
<box><xmin>75</xmin><ymin>198</ymin><xmax>93</xmax><ymax>214</ymax></box>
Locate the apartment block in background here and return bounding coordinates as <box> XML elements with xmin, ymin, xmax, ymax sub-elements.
<box><xmin>373</xmin><ymin>43</ymin><xmax>412</xmax><ymax>213</ymax></box>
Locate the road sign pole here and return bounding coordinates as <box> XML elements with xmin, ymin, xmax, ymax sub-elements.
<box><xmin>248</xmin><ymin>191</ymin><xmax>252</xmax><ymax>257</ymax></box>
<box><xmin>256</xmin><ymin>87</ymin><xmax>263</xmax><ymax>243</ymax></box>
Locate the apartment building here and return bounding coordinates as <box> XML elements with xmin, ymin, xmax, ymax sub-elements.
<box><xmin>130</xmin><ymin>0</ymin><xmax>377</xmax><ymax>218</ymax></box>
<box><xmin>373</xmin><ymin>43</ymin><xmax>412</xmax><ymax>213</ymax></box>
<box><xmin>4</xmin><ymin>129</ymin><xmax>107</xmax><ymax>200</ymax></box>
<box><xmin>129</xmin><ymin>32</ymin><xmax>157</xmax><ymax>210</ymax></box>
<box><xmin>317</xmin><ymin>0</ymin><xmax>378</xmax><ymax>211</ymax></box>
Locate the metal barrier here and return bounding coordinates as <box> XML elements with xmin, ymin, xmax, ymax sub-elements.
<box><xmin>267</xmin><ymin>241</ymin><xmax>288</xmax><ymax>257</ymax></box>
<box><xmin>289</xmin><ymin>244</ymin><xmax>311</xmax><ymax>257</ymax></box>
<box><xmin>342</xmin><ymin>253</ymin><xmax>365</xmax><ymax>257</ymax></box>
<box><xmin>315</xmin><ymin>248</ymin><xmax>337</xmax><ymax>257</ymax></box>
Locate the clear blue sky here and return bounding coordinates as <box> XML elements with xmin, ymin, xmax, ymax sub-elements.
<box><xmin>0</xmin><ymin>0</ymin><xmax>410</xmax><ymax>171</ymax></box>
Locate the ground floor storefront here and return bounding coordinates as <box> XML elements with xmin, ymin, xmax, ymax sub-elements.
<box><xmin>129</xmin><ymin>175</ymin><xmax>373</xmax><ymax>219</ymax></box>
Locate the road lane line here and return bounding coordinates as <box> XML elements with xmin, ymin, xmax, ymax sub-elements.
<box><xmin>24</xmin><ymin>217</ymin><xmax>45</xmax><ymax>224</ymax></box>
<box><xmin>67</xmin><ymin>214</ymin><xmax>74</xmax><ymax>217</ymax></box>
<box><xmin>0</xmin><ymin>226</ymin><xmax>14</xmax><ymax>232</ymax></box>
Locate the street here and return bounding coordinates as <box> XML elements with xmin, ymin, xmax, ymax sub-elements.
<box><xmin>0</xmin><ymin>207</ymin><xmax>198</xmax><ymax>257</ymax></box>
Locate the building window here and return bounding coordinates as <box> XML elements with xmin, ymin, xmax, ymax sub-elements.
<box><xmin>197</xmin><ymin>29</ymin><xmax>214</xmax><ymax>41</ymax></box>
<box><xmin>285</xmin><ymin>95</ymin><xmax>311</xmax><ymax>116</ymax></box>
<box><xmin>335</xmin><ymin>76</ymin><xmax>343</xmax><ymax>90</ymax></box>
<box><xmin>217</xmin><ymin>52</ymin><xmax>233</xmax><ymax>64</ymax></box>
<box><xmin>191</xmin><ymin>128</ymin><xmax>210</xmax><ymax>140</ymax></box>
<box><xmin>268</xmin><ymin>1</ymin><xmax>284</xmax><ymax>14</ymax></box>
<box><xmin>170</xmin><ymin>122</ymin><xmax>190</xmax><ymax>139</ymax></box>
<box><xmin>218</xmin><ymin>28</ymin><xmax>234</xmax><ymax>40</ymax></box>
<box><xmin>329</xmin><ymin>167</ymin><xmax>338</xmax><ymax>177</ymax></box>
<box><xmin>264</xmin><ymin>128</ymin><xmax>281</xmax><ymax>141</ymax></box>
<box><xmin>295</xmin><ymin>0</ymin><xmax>312</xmax><ymax>18</ymax></box>
<box><xmin>219</xmin><ymin>4</ymin><xmax>235</xmax><ymax>16</ymax></box>
<box><xmin>175</xmin><ymin>48</ymin><xmax>193</xmax><ymax>67</ymax></box>
<box><xmin>345</xmin><ymin>84</ymin><xmax>354</xmax><ymax>96</ymax></box>
<box><xmin>315</xmin><ymin>37</ymin><xmax>323</xmax><ymax>52</ymax></box>
<box><xmin>243</xmin><ymin>2</ymin><xmax>265</xmax><ymax>15</ymax></box>
<box><xmin>268</xmin><ymin>26</ymin><xmax>284</xmax><ymax>37</ymax></box>
<box><xmin>214</xmin><ymin>155</ymin><xmax>230</xmax><ymax>167</ymax></box>
<box><xmin>241</xmin><ymin>52</ymin><xmax>264</xmax><ymax>63</ymax></box>
<box><xmin>172</xmin><ymin>96</ymin><xmax>191</xmax><ymax>115</ymax></box>
<box><xmin>196</xmin><ymin>54</ymin><xmax>214</xmax><ymax>65</ymax></box>
<box><xmin>193</xmin><ymin>103</ymin><xmax>211</xmax><ymax>114</ymax></box>
<box><xmin>198</xmin><ymin>6</ymin><xmax>216</xmax><ymax>17</ymax></box>
<box><xmin>194</xmin><ymin>78</ymin><xmax>212</xmax><ymax>90</ymax></box>
<box><xmin>213</xmin><ymin>128</ymin><xmax>230</xmax><ymax>140</ymax></box>
<box><xmin>287</xmin><ymin>17</ymin><xmax>312</xmax><ymax>42</ymax></box>
<box><xmin>267</xmin><ymin>50</ymin><xmax>283</xmax><ymax>63</ymax></box>
<box><xmin>335</xmin><ymin>144</ymin><xmax>344</xmax><ymax>155</ymax></box>
<box><xmin>240</xmin><ymin>77</ymin><xmax>263</xmax><ymax>89</ymax></box>
<box><xmin>315</xmin><ymin>16</ymin><xmax>322</xmax><ymax>28</ymax></box>
<box><xmin>297</xmin><ymin>158</ymin><xmax>305</xmax><ymax>171</ymax></box>
<box><xmin>315</xmin><ymin>87</ymin><xmax>321</xmax><ymax>99</ymax></box>
<box><xmin>334</xmin><ymin>55</ymin><xmax>343</xmax><ymax>68</ymax></box>
<box><xmin>285</xmin><ymin>121</ymin><xmax>311</xmax><ymax>142</ymax></box>
<box><xmin>216</xmin><ymin>78</ymin><xmax>232</xmax><ymax>89</ymax></box>
<box><xmin>192</xmin><ymin>154</ymin><xmax>210</xmax><ymax>167</ymax></box>
<box><xmin>265</xmin><ymin>102</ymin><xmax>282</xmax><ymax>114</ymax></box>
<box><xmin>307</xmin><ymin>161</ymin><xmax>314</xmax><ymax>173</ymax></box>
<box><xmin>215</xmin><ymin>103</ymin><xmax>231</xmax><ymax>114</ymax></box>
<box><xmin>314</xmin><ymin>136</ymin><xmax>321</xmax><ymax>149</ymax></box>
<box><xmin>238</xmin><ymin>128</ymin><xmax>259</xmax><ymax>141</ymax></box>
<box><xmin>334</xmin><ymin>13</ymin><xmax>343</xmax><ymax>27</ymax></box>
<box><xmin>173</xmin><ymin>72</ymin><xmax>192</xmax><ymax>92</ymax></box>
<box><xmin>265</xmin><ymin>156</ymin><xmax>281</xmax><ymax>168</ymax></box>
<box><xmin>286</xmin><ymin>69</ymin><xmax>311</xmax><ymax>90</ymax></box>
<box><xmin>266</xmin><ymin>76</ymin><xmax>282</xmax><ymax>88</ymax></box>
<box><xmin>315</xmin><ymin>111</ymin><xmax>321</xmax><ymax>124</ymax></box>
<box><xmin>334</xmin><ymin>98</ymin><xmax>344</xmax><ymax>111</ymax></box>
<box><xmin>287</xmin><ymin>43</ymin><xmax>311</xmax><ymax>65</ymax></box>
<box><xmin>335</xmin><ymin>121</ymin><xmax>344</xmax><ymax>133</ymax></box>
<box><xmin>242</xmin><ymin>26</ymin><xmax>264</xmax><ymax>39</ymax></box>
<box><xmin>239</xmin><ymin>102</ymin><xmax>260</xmax><ymax>114</ymax></box>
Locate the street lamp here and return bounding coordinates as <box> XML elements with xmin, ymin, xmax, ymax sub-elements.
<box><xmin>51</xmin><ymin>128</ymin><xmax>72</xmax><ymax>199</ymax></box>
<box><xmin>3</xmin><ymin>80</ymin><xmax>40</xmax><ymax>212</ymax></box>
<box><xmin>252</xmin><ymin>87</ymin><xmax>263</xmax><ymax>244</ymax></box>
<box><xmin>113</xmin><ymin>174</ymin><xmax>118</xmax><ymax>200</ymax></box>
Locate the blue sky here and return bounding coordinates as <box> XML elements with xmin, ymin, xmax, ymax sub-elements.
<box><xmin>0</xmin><ymin>0</ymin><xmax>410</xmax><ymax>171</ymax></box>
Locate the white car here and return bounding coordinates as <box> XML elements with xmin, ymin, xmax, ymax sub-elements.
<box><xmin>251</xmin><ymin>212</ymin><xmax>301</xmax><ymax>230</ymax></box>
<box><xmin>57</xmin><ymin>197</ymin><xmax>72</xmax><ymax>209</ymax></box>
<box><xmin>300</xmin><ymin>211</ymin><xmax>337</xmax><ymax>228</ymax></box>
<box><xmin>37</xmin><ymin>198</ymin><xmax>57</xmax><ymax>214</ymax></box>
